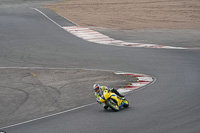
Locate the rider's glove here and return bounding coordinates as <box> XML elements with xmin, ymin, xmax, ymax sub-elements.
<box><xmin>97</xmin><ymin>98</ymin><xmax>101</xmax><ymax>104</ymax></box>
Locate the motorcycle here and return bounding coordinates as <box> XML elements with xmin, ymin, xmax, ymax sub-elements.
<box><xmin>99</xmin><ymin>89</ymin><xmax>129</xmax><ymax>111</ymax></box>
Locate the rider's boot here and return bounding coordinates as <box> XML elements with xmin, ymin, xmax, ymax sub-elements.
<box><xmin>111</xmin><ymin>88</ymin><xmax>124</xmax><ymax>97</ymax></box>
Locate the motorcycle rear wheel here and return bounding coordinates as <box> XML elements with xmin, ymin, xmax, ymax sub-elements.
<box><xmin>123</xmin><ymin>99</ymin><xmax>129</xmax><ymax>108</ymax></box>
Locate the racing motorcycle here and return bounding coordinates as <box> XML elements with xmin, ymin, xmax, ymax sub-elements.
<box><xmin>99</xmin><ymin>89</ymin><xmax>129</xmax><ymax>111</ymax></box>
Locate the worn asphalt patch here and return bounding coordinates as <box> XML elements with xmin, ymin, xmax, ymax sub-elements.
<box><xmin>0</xmin><ymin>68</ymin><xmax>137</xmax><ymax>128</ymax></box>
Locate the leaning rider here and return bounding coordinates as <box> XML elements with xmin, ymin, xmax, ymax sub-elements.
<box><xmin>93</xmin><ymin>84</ymin><xmax>124</xmax><ymax>107</ymax></box>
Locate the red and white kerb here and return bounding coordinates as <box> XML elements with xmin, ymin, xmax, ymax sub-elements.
<box><xmin>114</xmin><ymin>72</ymin><xmax>154</xmax><ymax>94</ymax></box>
<box><xmin>64</xmin><ymin>26</ymin><xmax>186</xmax><ymax>50</ymax></box>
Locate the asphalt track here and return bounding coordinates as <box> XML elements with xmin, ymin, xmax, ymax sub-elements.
<box><xmin>0</xmin><ymin>5</ymin><xmax>200</xmax><ymax>133</ymax></box>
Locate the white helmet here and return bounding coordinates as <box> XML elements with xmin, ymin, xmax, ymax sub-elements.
<box><xmin>93</xmin><ymin>84</ymin><xmax>100</xmax><ymax>92</ymax></box>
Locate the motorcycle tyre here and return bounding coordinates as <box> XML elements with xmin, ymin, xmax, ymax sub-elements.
<box><xmin>104</xmin><ymin>105</ymin><xmax>108</xmax><ymax>110</ymax></box>
<box><xmin>106</xmin><ymin>99</ymin><xmax>119</xmax><ymax>111</ymax></box>
<box><xmin>123</xmin><ymin>99</ymin><xmax>129</xmax><ymax>108</ymax></box>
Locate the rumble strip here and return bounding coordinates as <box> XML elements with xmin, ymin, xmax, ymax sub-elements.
<box><xmin>64</xmin><ymin>26</ymin><xmax>187</xmax><ymax>50</ymax></box>
<box><xmin>114</xmin><ymin>72</ymin><xmax>154</xmax><ymax>94</ymax></box>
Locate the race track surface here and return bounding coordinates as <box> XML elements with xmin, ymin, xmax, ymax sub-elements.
<box><xmin>0</xmin><ymin>4</ymin><xmax>200</xmax><ymax>133</ymax></box>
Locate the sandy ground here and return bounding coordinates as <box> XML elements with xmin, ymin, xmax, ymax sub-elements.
<box><xmin>45</xmin><ymin>0</ymin><xmax>200</xmax><ymax>30</ymax></box>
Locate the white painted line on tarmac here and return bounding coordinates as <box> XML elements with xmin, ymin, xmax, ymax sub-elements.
<box><xmin>0</xmin><ymin>102</ymin><xmax>97</xmax><ymax>130</ymax></box>
<box><xmin>31</xmin><ymin>8</ymin><xmax>63</xmax><ymax>29</ymax></box>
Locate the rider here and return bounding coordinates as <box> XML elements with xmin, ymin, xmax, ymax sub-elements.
<box><xmin>93</xmin><ymin>84</ymin><xmax>124</xmax><ymax>105</ymax></box>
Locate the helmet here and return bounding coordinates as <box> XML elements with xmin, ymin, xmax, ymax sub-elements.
<box><xmin>93</xmin><ymin>84</ymin><xmax>100</xmax><ymax>92</ymax></box>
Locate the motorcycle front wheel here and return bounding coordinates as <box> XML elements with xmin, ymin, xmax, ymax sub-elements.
<box><xmin>106</xmin><ymin>99</ymin><xmax>119</xmax><ymax>111</ymax></box>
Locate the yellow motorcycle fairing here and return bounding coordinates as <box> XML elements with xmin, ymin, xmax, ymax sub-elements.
<box><xmin>99</xmin><ymin>90</ymin><xmax>122</xmax><ymax>106</ymax></box>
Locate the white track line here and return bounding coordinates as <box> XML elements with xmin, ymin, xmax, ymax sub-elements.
<box><xmin>0</xmin><ymin>103</ymin><xmax>96</xmax><ymax>130</ymax></box>
<box><xmin>31</xmin><ymin>8</ymin><xmax>63</xmax><ymax>29</ymax></box>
